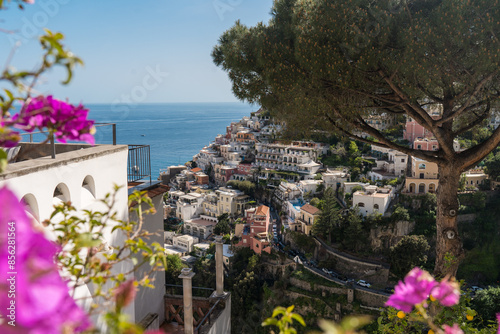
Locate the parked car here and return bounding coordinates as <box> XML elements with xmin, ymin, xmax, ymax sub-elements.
<box><xmin>357</xmin><ymin>280</ymin><xmax>371</xmax><ymax>288</ymax></box>
<box><xmin>309</xmin><ymin>260</ymin><xmax>318</xmax><ymax>267</ymax></box>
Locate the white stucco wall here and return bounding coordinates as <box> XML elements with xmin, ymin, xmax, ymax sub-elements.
<box><xmin>0</xmin><ymin>145</ymin><xmax>135</xmax><ymax>324</ymax></box>
<box><xmin>131</xmin><ymin>193</ymin><xmax>166</xmax><ymax>327</ymax></box>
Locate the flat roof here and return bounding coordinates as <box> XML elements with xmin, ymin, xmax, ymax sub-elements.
<box><xmin>187</xmin><ymin>218</ymin><xmax>217</xmax><ymax>227</ymax></box>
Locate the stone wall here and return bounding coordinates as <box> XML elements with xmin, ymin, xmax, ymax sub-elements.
<box><xmin>369</xmin><ymin>220</ymin><xmax>415</xmax><ymax>251</ymax></box>
<box><xmin>289</xmin><ymin>277</ymin><xmax>346</xmax><ymax>296</ymax></box>
<box><xmin>312</xmin><ymin>238</ymin><xmax>390</xmax><ymax>285</ymax></box>
<box><xmin>354</xmin><ymin>288</ymin><xmax>388</xmax><ymax>308</ymax></box>
<box><xmin>262</xmin><ymin>259</ymin><xmax>297</xmax><ymax>279</ymax></box>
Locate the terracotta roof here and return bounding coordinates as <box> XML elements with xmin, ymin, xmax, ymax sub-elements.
<box><xmin>129</xmin><ymin>184</ymin><xmax>169</xmax><ymax>207</ymax></box>
<box><xmin>301</xmin><ymin>204</ymin><xmax>320</xmax><ymax>215</ymax></box>
<box><xmin>191</xmin><ymin>167</ymin><xmax>202</xmax><ymax>173</ymax></box>
<box><xmin>256</xmin><ymin>205</ymin><xmax>269</xmax><ymax>216</ymax></box>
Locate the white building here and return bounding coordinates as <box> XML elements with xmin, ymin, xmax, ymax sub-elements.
<box><xmin>322</xmin><ymin>170</ymin><xmax>349</xmax><ymax>191</ymax></box>
<box><xmin>298</xmin><ymin>179</ymin><xmax>323</xmax><ymax>194</ymax></box>
<box><xmin>352</xmin><ymin>185</ymin><xmax>394</xmax><ymax>216</ymax></box>
<box><xmin>0</xmin><ymin>142</ymin><xmax>166</xmax><ymax>329</ymax></box>
<box><xmin>176</xmin><ymin>192</ymin><xmax>205</xmax><ymax>221</ymax></box>
<box><xmin>184</xmin><ymin>215</ymin><xmax>218</xmax><ymax>239</ymax></box>
<box><xmin>172</xmin><ymin>234</ymin><xmax>200</xmax><ymax>253</ymax></box>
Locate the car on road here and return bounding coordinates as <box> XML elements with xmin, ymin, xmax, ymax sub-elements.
<box><xmin>357</xmin><ymin>280</ymin><xmax>371</xmax><ymax>288</ymax></box>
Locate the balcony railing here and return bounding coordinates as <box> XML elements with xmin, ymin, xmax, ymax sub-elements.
<box><xmin>128</xmin><ymin>144</ymin><xmax>151</xmax><ymax>183</ymax></box>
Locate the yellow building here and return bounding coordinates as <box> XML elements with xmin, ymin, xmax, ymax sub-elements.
<box><xmin>298</xmin><ymin>204</ymin><xmax>321</xmax><ymax>236</ymax></box>
<box><xmin>405</xmin><ymin>157</ymin><xmax>439</xmax><ymax>194</ymax></box>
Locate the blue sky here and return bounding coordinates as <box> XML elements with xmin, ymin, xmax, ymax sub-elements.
<box><xmin>0</xmin><ymin>0</ymin><xmax>273</xmax><ymax>103</ymax></box>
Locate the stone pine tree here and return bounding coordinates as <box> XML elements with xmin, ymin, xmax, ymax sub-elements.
<box><xmin>213</xmin><ymin>0</ymin><xmax>500</xmax><ymax>277</ymax></box>
<box><xmin>312</xmin><ymin>187</ymin><xmax>340</xmax><ymax>243</ymax></box>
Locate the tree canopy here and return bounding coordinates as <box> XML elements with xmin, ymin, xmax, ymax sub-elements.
<box><xmin>213</xmin><ymin>0</ymin><xmax>500</xmax><ymax>276</ymax></box>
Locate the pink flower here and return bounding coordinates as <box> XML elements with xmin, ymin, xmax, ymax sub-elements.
<box><xmin>496</xmin><ymin>313</ymin><xmax>500</xmax><ymax>334</ymax></box>
<box><xmin>443</xmin><ymin>324</ymin><xmax>464</xmax><ymax>334</ymax></box>
<box><xmin>431</xmin><ymin>278</ymin><xmax>460</xmax><ymax>307</ymax></box>
<box><xmin>0</xmin><ymin>186</ymin><xmax>91</xmax><ymax>333</ymax></box>
<box><xmin>386</xmin><ymin>267</ymin><xmax>437</xmax><ymax>312</ymax></box>
<box><xmin>0</xmin><ymin>127</ymin><xmax>21</xmax><ymax>148</ymax></box>
<box><xmin>13</xmin><ymin>95</ymin><xmax>95</xmax><ymax>145</ymax></box>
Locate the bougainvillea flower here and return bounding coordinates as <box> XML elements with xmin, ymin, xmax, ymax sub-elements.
<box><xmin>386</xmin><ymin>267</ymin><xmax>437</xmax><ymax>312</ymax></box>
<box><xmin>443</xmin><ymin>324</ymin><xmax>464</xmax><ymax>334</ymax></box>
<box><xmin>13</xmin><ymin>95</ymin><xmax>95</xmax><ymax>145</ymax></box>
<box><xmin>0</xmin><ymin>186</ymin><xmax>91</xmax><ymax>333</ymax></box>
<box><xmin>496</xmin><ymin>313</ymin><xmax>500</xmax><ymax>334</ymax></box>
<box><xmin>431</xmin><ymin>278</ymin><xmax>460</xmax><ymax>307</ymax></box>
<box><xmin>0</xmin><ymin>127</ymin><xmax>21</xmax><ymax>148</ymax></box>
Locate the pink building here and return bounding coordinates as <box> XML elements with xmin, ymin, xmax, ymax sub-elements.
<box><xmin>237</xmin><ymin>163</ymin><xmax>252</xmax><ymax>176</ymax></box>
<box><xmin>404</xmin><ymin>118</ymin><xmax>434</xmax><ymax>143</ymax></box>
<box><xmin>413</xmin><ymin>138</ymin><xmax>439</xmax><ymax>151</ymax></box>
<box><xmin>237</xmin><ymin>205</ymin><xmax>271</xmax><ymax>254</ymax></box>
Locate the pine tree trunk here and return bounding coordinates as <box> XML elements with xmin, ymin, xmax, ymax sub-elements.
<box><xmin>434</xmin><ymin>163</ymin><xmax>464</xmax><ymax>278</ymax></box>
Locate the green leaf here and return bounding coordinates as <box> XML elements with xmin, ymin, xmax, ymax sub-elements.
<box><xmin>74</xmin><ymin>232</ymin><xmax>101</xmax><ymax>248</ymax></box>
<box><xmin>291</xmin><ymin>314</ymin><xmax>306</xmax><ymax>327</ymax></box>
<box><xmin>0</xmin><ymin>149</ymin><xmax>7</xmax><ymax>173</ymax></box>
<box><xmin>261</xmin><ymin>318</ymin><xmax>278</xmax><ymax>327</ymax></box>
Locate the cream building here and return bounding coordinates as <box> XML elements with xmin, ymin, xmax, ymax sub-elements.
<box><xmin>353</xmin><ymin>185</ymin><xmax>394</xmax><ymax>216</ymax></box>
<box><xmin>297</xmin><ymin>204</ymin><xmax>321</xmax><ymax>235</ymax></box>
<box><xmin>405</xmin><ymin>157</ymin><xmax>439</xmax><ymax>194</ymax></box>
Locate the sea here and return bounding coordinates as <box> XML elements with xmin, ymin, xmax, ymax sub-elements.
<box><xmin>85</xmin><ymin>103</ymin><xmax>257</xmax><ymax>178</ymax></box>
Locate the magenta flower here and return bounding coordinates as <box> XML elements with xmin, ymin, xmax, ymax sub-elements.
<box><xmin>443</xmin><ymin>324</ymin><xmax>464</xmax><ymax>334</ymax></box>
<box><xmin>13</xmin><ymin>95</ymin><xmax>95</xmax><ymax>145</ymax></box>
<box><xmin>0</xmin><ymin>127</ymin><xmax>21</xmax><ymax>148</ymax></box>
<box><xmin>0</xmin><ymin>186</ymin><xmax>91</xmax><ymax>333</ymax></box>
<box><xmin>431</xmin><ymin>278</ymin><xmax>460</xmax><ymax>307</ymax></box>
<box><xmin>386</xmin><ymin>267</ymin><xmax>437</xmax><ymax>312</ymax></box>
<box><xmin>496</xmin><ymin>313</ymin><xmax>500</xmax><ymax>334</ymax></box>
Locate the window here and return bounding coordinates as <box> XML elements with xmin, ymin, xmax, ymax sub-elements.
<box><xmin>374</xmin><ymin>204</ymin><xmax>379</xmax><ymax>210</ymax></box>
<box><xmin>401</xmin><ymin>159</ymin><xmax>405</xmax><ymax>163</ymax></box>
<box><xmin>419</xmin><ymin>163</ymin><xmax>426</xmax><ymax>169</ymax></box>
<box><xmin>417</xmin><ymin>144</ymin><xmax>422</xmax><ymax>149</ymax></box>
<box><xmin>358</xmin><ymin>203</ymin><xmax>365</xmax><ymax>207</ymax></box>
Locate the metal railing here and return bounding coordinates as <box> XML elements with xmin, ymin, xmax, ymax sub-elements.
<box><xmin>195</xmin><ymin>298</ymin><xmax>221</xmax><ymax>334</ymax></box>
<box><xmin>128</xmin><ymin>145</ymin><xmax>151</xmax><ymax>183</ymax></box>
<box><xmin>18</xmin><ymin>122</ymin><xmax>117</xmax><ymax>159</ymax></box>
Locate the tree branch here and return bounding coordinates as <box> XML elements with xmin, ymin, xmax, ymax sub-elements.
<box><xmin>436</xmin><ymin>72</ymin><xmax>496</xmax><ymax>125</ymax></box>
<box><xmin>453</xmin><ymin>103</ymin><xmax>491</xmax><ymax>136</ymax></box>
<box><xmin>323</xmin><ymin>108</ymin><xmax>443</xmax><ymax>164</ymax></box>
<box><xmin>458</xmin><ymin>123</ymin><xmax>500</xmax><ymax>171</ymax></box>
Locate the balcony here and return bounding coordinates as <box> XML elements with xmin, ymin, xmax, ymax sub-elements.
<box><xmin>128</xmin><ymin>144</ymin><xmax>151</xmax><ymax>183</ymax></box>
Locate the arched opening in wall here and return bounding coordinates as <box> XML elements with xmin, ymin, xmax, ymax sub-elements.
<box><xmin>374</xmin><ymin>204</ymin><xmax>379</xmax><ymax>211</ymax></box>
<box><xmin>21</xmin><ymin>193</ymin><xmax>40</xmax><ymax>223</ymax></box>
<box><xmin>81</xmin><ymin>175</ymin><xmax>96</xmax><ymax>207</ymax></box>
<box><xmin>358</xmin><ymin>202</ymin><xmax>365</xmax><ymax>207</ymax></box>
<box><xmin>409</xmin><ymin>183</ymin><xmax>416</xmax><ymax>193</ymax></box>
<box><xmin>418</xmin><ymin>183</ymin><xmax>426</xmax><ymax>193</ymax></box>
<box><xmin>428</xmin><ymin>183</ymin><xmax>436</xmax><ymax>193</ymax></box>
<box><xmin>53</xmin><ymin>183</ymin><xmax>71</xmax><ymax>207</ymax></box>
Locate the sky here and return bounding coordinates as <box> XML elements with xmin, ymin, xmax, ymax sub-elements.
<box><xmin>0</xmin><ymin>0</ymin><xmax>274</xmax><ymax>103</ymax></box>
